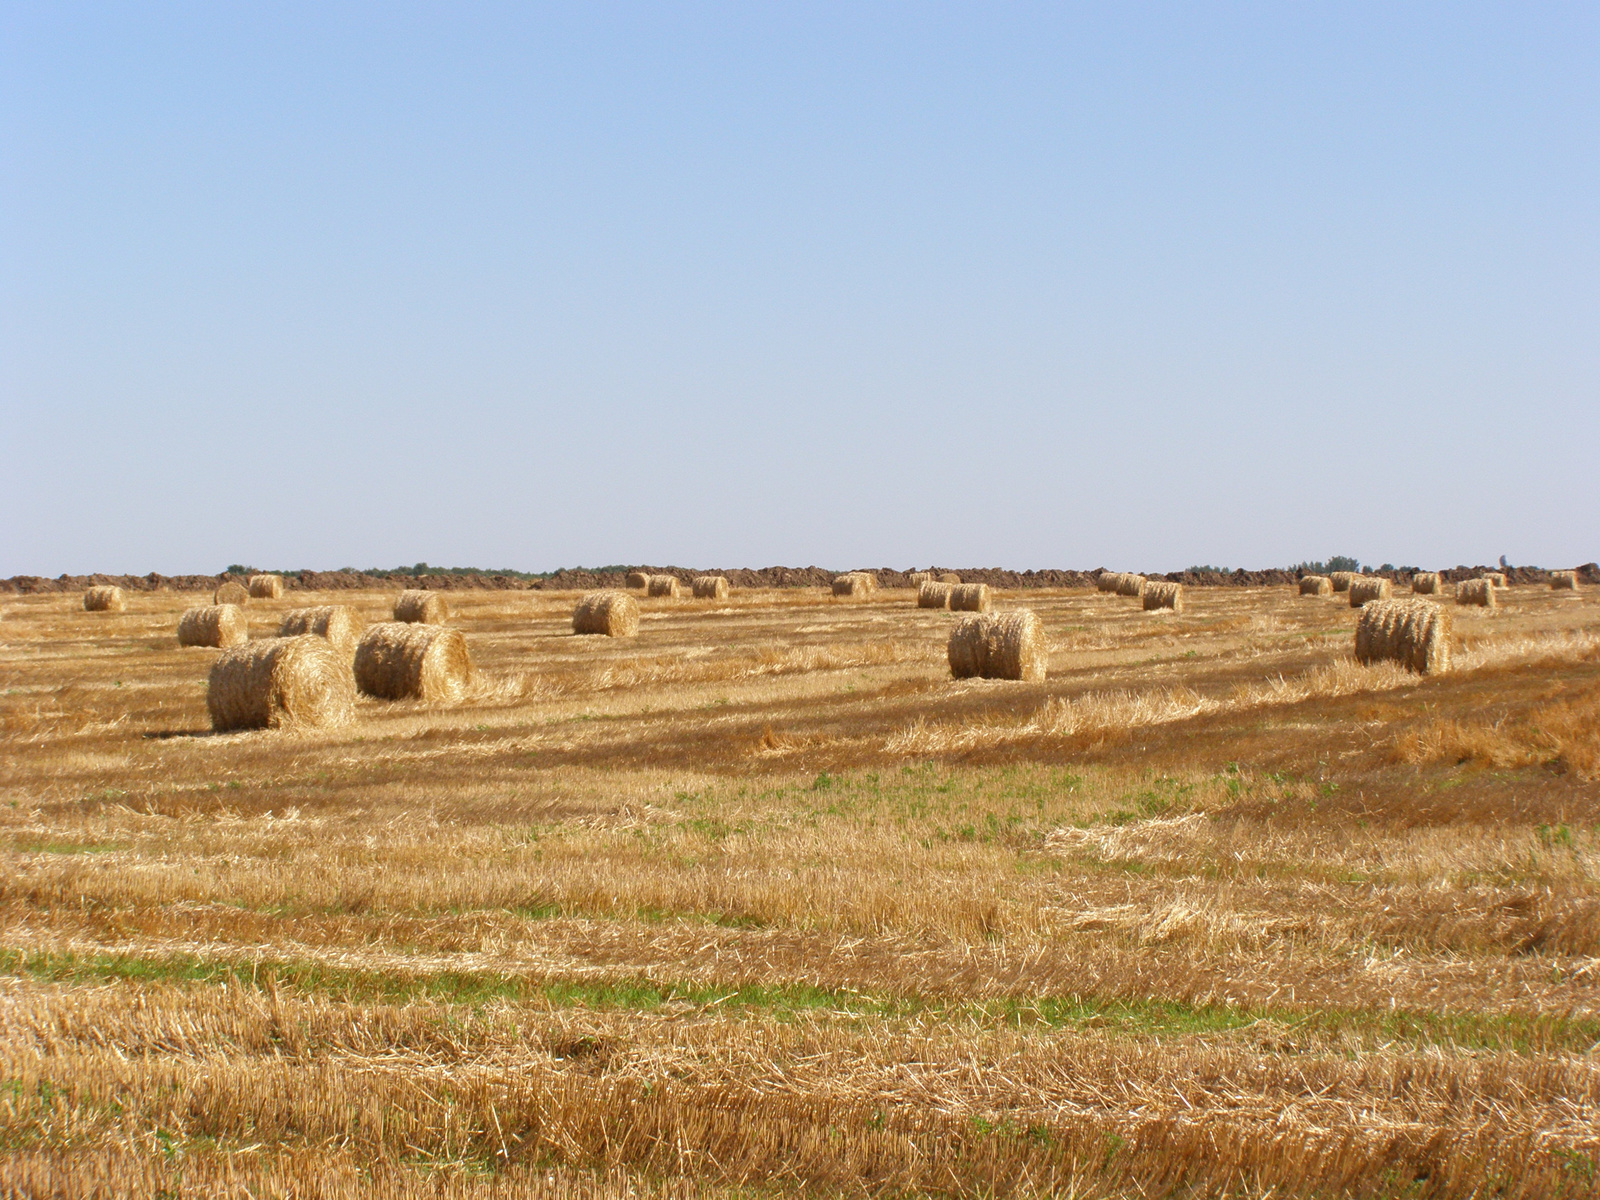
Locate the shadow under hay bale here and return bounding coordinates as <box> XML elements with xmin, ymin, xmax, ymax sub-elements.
<box><xmin>1355</xmin><ymin>598</ymin><xmax>1451</xmax><ymax>675</ymax></box>
<box><xmin>207</xmin><ymin>635</ymin><xmax>355</xmax><ymax>731</ymax></box>
<box><xmin>917</xmin><ymin>581</ymin><xmax>953</xmax><ymax>609</ymax></box>
<box><xmin>1551</xmin><ymin>570</ymin><xmax>1579</xmax><ymax>591</ymax></box>
<box><xmin>178</xmin><ymin>604</ymin><xmax>247</xmax><ymax>649</ymax></box>
<box><xmin>1348</xmin><ymin>577</ymin><xmax>1392</xmax><ymax>608</ymax></box>
<box><xmin>949</xmin><ymin>583</ymin><xmax>992</xmax><ymax>613</ymax></box>
<box><xmin>625</xmin><ymin>571</ymin><xmax>649</xmax><ymax>590</ymax></box>
<box><xmin>1412</xmin><ymin>572</ymin><xmax>1441</xmax><ymax>595</ymax></box>
<box><xmin>247</xmin><ymin>574</ymin><xmax>284</xmax><ymax>600</ymax></box>
<box><xmin>1329</xmin><ymin>572</ymin><xmax>1355</xmax><ymax>593</ymax></box>
<box><xmin>394</xmin><ymin>590</ymin><xmax>448</xmax><ymax>624</ymax></box>
<box><xmin>948</xmin><ymin>610</ymin><xmax>1047</xmax><ymax>682</ymax></box>
<box><xmin>83</xmin><ymin>586</ymin><xmax>124</xmax><ymax>612</ymax></box>
<box><xmin>1456</xmin><ymin>578</ymin><xmax>1497</xmax><ymax>608</ymax></box>
<box><xmin>692</xmin><ymin>575</ymin><xmax>729</xmax><ymax>600</ymax></box>
<box><xmin>573</xmin><ymin>591</ymin><xmax>640</xmax><ymax>637</ymax></box>
<box><xmin>1299</xmin><ymin>575</ymin><xmax>1332</xmax><ymax>597</ymax></box>
<box><xmin>647</xmin><ymin>575</ymin><xmax>682</xmax><ymax>598</ymax></box>
<box><xmin>1143</xmin><ymin>581</ymin><xmax>1183</xmax><ymax>612</ymax></box>
<box><xmin>214</xmin><ymin>581</ymin><xmax>249</xmax><ymax>606</ymax></box>
<box><xmin>355</xmin><ymin>622</ymin><xmax>473</xmax><ymax>704</ymax></box>
<box><xmin>278</xmin><ymin>606</ymin><xmax>363</xmax><ymax>657</ymax></box>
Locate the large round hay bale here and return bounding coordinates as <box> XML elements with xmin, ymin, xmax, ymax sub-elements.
<box><xmin>278</xmin><ymin>606</ymin><xmax>363</xmax><ymax>657</ymax></box>
<box><xmin>394</xmin><ymin>590</ymin><xmax>448</xmax><ymax>624</ymax></box>
<box><xmin>908</xmin><ymin>572</ymin><xmax>934</xmax><ymax>588</ymax></box>
<box><xmin>948</xmin><ymin>611</ymin><xmax>1047</xmax><ymax>682</ymax></box>
<box><xmin>207</xmin><ymin>635</ymin><xmax>355</xmax><ymax>732</ymax></box>
<box><xmin>1455</xmin><ymin>578</ymin><xmax>1496</xmax><ymax>608</ymax></box>
<box><xmin>1329</xmin><ymin>572</ymin><xmax>1355</xmax><ymax>593</ymax></box>
<box><xmin>1299</xmin><ymin>575</ymin><xmax>1332</xmax><ymax>597</ymax></box>
<box><xmin>831</xmin><ymin>574</ymin><xmax>874</xmax><ymax>599</ymax></box>
<box><xmin>647</xmin><ymin>575</ymin><xmax>682</xmax><ymax>598</ymax></box>
<box><xmin>1411</xmin><ymin>572</ymin><xmax>1441</xmax><ymax>595</ymax></box>
<box><xmin>1551</xmin><ymin>570</ymin><xmax>1579</xmax><ymax>591</ymax></box>
<box><xmin>214</xmin><ymin>581</ymin><xmax>250</xmax><ymax>606</ymax></box>
<box><xmin>247</xmin><ymin>574</ymin><xmax>284</xmax><ymax>600</ymax></box>
<box><xmin>625</xmin><ymin>571</ymin><xmax>649</xmax><ymax>590</ymax></box>
<box><xmin>1355</xmin><ymin>598</ymin><xmax>1451</xmax><ymax>675</ymax></box>
<box><xmin>949</xmin><ymin>583</ymin><xmax>992</xmax><ymax>613</ymax></box>
<box><xmin>1348</xmin><ymin>577</ymin><xmax>1392</xmax><ymax>608</ymax></box>
<box><xmin>573</xmin><ymin>591</ymin><xmax>640</xmax><ymax>637</ymax></box>
<box><xmin>692</xmin><ymin>575</ymin><xmax>729</xmax><ymax>600</ymax></box>
<box><xmin>178</xmin><ymin>604</ymin><xmax>247</xmax><ymax>648</ymax></box>
<box><xmin>1115</xmin><ymin>573</ymin><xmax>1147</xmax><ymax>598</ymax></box>
<box><xmin>1143</xmin><ymin>581</ymin><xmax>1183</xmax><ymax>612</ymax></box>
<box><xmin>1484</xmin><ymin>572</ymin><xmax>1508</xmax><ymax>589</ymax></box>
<box><xmin>83</xmin><ymin>586</ymin><xmax>125</xmax><ymax>612</ymax></box>
<box><xmin>937</xmin><ymin>572</ymin><xmax>961</xmax><ymax>585</ymax></box>
<box><xmin>1095</xmin><ymin>573</ymin><xmax>1120</xmax><ymax>594</ymax></box>
<box><xmin>354</xmin><ymin>622</ymin><xmax>473</xmax><ymax>704</ymax></box>
<box><xmin>917</xmin><ymin>581</ymin><xmax>953</xmax><ymax>609</ymax></box>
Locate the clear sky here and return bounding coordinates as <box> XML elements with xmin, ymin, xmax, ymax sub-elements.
<box><xmin>3</xmin><ymin>3</ymin><xmax>1596</xmax><ymax>575</ymax></box>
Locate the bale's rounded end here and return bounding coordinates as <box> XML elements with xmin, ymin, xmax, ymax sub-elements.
<box><xmin>208</xmin><ymin>635</ymin><xmax>355</xmax><ymax>732</ymax></box>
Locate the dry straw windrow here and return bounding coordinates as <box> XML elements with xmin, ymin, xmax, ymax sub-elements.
<box><xmin>207</xmin><ymin>635</ymin><xmax>355</xmax><ymax>732</ymax></box>
<box><xmin>949</xmin><ymin>583</ymin><xmax>993</xmax><ymax>613</ymax></box>
<box><xmin>247</xmin><ymin>574</ymin><xmax>284</xmax><ymax>600</ymax></box>
<box><xmin>394</xmin><ymin>590</ymin><xmax>448</xmax><ymax>624</ymax></box>
<box><xmin>1142</xmin><ymin>581</ymin><xmax>1183</xmax><ymax>612</ymax></box>
<box><xmin>917</xmin><ymin>581</ymin><xmax>954</xmax><ymax>609</ymax></box>
<box><xmin>278</xmin><ymin>606</ymin><xmax>363</xmax><ymax>657</ymax></box>
<box><xmin>624</xmin><ymin>571</ymin><xmax>649</xmax><ymax>590</ymax></box>
<box><xmin>647</xmin><ymin>575</ymin><xmax>682</xmax><ymax>599</ymax></box>
<box><xmin>177</xmin><ymin>604</ymin><xmax>247</xmax><ymax>649</ymax></box>
<box><xmin>1355</xmin><ymin>598</ymin><xmax>1452</xmax><ymax>675</ymax></box>
<box><xmin>1412</xmin><ymin>572</ymin><xmax>1441</xmax><ymax>595</ymax></box>
<box><xmin>1551</xmin><ymin>570</ymin><xmax>1579</xmax><ymax>591</ymax></box>
<box><xmin>82</xmin><ymin>586</ymin><xmax>124</xmax><ymax>612</ymax></box>
<box><xmin>354</xmin><ymin>622</ymin><xmax>473</xmax><ymax>704</ymax></box>
<box><xmin>1329</xmin><ymin>571</ymin><xmax>1356</xmax><ymax>593</ymax></box>
<box><xmin>214</xmin><ymin>581</ymin><xmax>249</xmax><ymax>606</ymax></box>
<box><xmin>1299</xmin><ymin>575</ymin><xmax>1333</xmax><ymax>597</ymax></box>
<box><xmin>1115</xmin><ymin>573</ymin><xmax>1147</xmax><ymax>598</ymax></box>
<box><xmin>1456</xmin><ymin>578</ymin><xmax>1497</xmax><ymax>609</ymax></box>
<box><xmin>1348</xmin><ymin>577</ymin><xmax>1393</xmax><ymax>608</ymax></box>
<box><xmin>572</xmin><ymin>591</ymin><xmax>640</xmax><ymax>637</ymax></box>
<box><xmin>948</xmin><ymin>610</ymin><xmax>1047</xmax><ymax>682</ymax></box>
<box><xmin>692</xmin><ymin>575</ymin><xmax>729</xmax><ymax>600</ymax></box>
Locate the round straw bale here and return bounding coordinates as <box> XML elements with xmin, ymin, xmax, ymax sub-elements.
<box><xmin>1484</xmin><ymin>572</ymin><xmax>1508</xmax><ymax>589</ymax></box>
<box><xmin>573</xmin><ymin>591</ymin><xmax>640</xmax><ymax>637</ymax></box>
<box><xmin>917</xmin><ymin>581</ymin><xmax>953</xmax><ymax>609</ymax></box>
<box><xmin>354</xmin><ymin>622</ymin><xmax>473</xmax><ymax>704</ymax></box>
<box><xmin>394</xmin><ymin>590</ymin><xmax>448</xmax><ymax>624</ymax></box>
<box><xmin>907</xmin><ymin>572</ymin><xmax>933</xmax><ymax>588</ymax></box>
<box><xmin>1455</xmin><ymin>578</ymin><xmax>1496</xmax><ymax>608</ymax></box>
<box><xmin>937</xmin><ymin>573</ymin><xmax>961</xmax><ymax>585</ymax></box>
<box><xmin>949</xmin><ymin>583</ymin><xmax>993</xmax><ymax>613</ymax></box>
<box><xmin>625</xmin><ymin>571</ymin><xmax>649</xmax><ymax>590</ymax></box>
<box><xmin>647</xmin><ymin>575</ymin><xmax>682</xmax><ymax>598</ymax></box>
<box><xmin>207</xmin><ymin>635</ymin><xmax>355</xmax><ymax>732</ymax></box>
<box><xmin>1329</xmin><ymin>572</ymin><xmax>1355</xmax><ymax>593</ymax></box>
<box><xmin>1355</xmin><ymin>598</ymin><xmax>1451</xmax><ymax>675</ymax></box>
<box><xmin>1550</xmin><ymin>570</ymin><xmax>1579</xmax><ymax>591</ymax></box>
<box><xmin>1299</xmin><ymin>575</ymin><xmax>1332</xmax><ymax>597</ymax></box>
<box><xmin>278</xmin><ymin>606</ymin><xmax>363</xmax><ymax>657</ymax></box>
<box><xmin>692</xmin><ymin>575</ymin><xmax>729</xmax><ymax>600</ymax></box>
<box><xmin>247</xmin><ymin>574</ymin><xmax>284</xmax><ymax>600</ymax></box>
<box><xmin>1347</xmin><ymin>577</ymin><xmax>1392</xmax><ymax>608</ymax></box>
<box><xmin>214</xmin><ymin>581</ymin><xmax>250</xmax><ymax>606</ymax></box>
<box><xmin>1096</xmin><ymin>572</ymin><xmax>1120</xmax><ymax>593</ymax></box>
<box><xmin>1115</xmin><ymin>573</ymin><xmax>1147</xmax><ymax>598</ymax></box>
<box><xmin>1411</xmin><ymin>572</ymin><xmax>1441</xmax><ymax>595</ymax></box>
<box><xmin>1143</xmin><ymin>581</ymin><xmax>1184</xmax><ymax>612</ymax></box>
<box><xmin>83</xmin><ymin>585</ymin><xmax>125</xmax><ymax>612</ymax></box>
<box><xmin>831</xmin><ymin>574</ymin><xmax>873</xmax><ymax>599</ymax></box>
<box><xmin>178</xmin><ymin>604</ymin><xmax>247</xmax><ymax>648</ymax></box>
<box><xmin>947</xmin><ymin>611</ymin><xmax>1047</xmax><ymax>682</ymax></box>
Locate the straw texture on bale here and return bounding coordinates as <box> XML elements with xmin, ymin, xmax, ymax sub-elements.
<box><xmin>647</xmin><ymin>575</ymin><xmax>682</xmax><ymax>598</ymax></box>
<box><xmin>278</xmin><ymin>606</ymin><xmax>363</xmax><ymax>657</ymax></box>
<box><xmin>692</xmin><ymin>575</ymin><xmax>729</xmax><ymax>600</ymax></box>
<box><xmin>1484</xmin><ymin>572</ymin><xmax>1508</xmax><ymax>589</ymax></box>
<box><xmin>1456</xmin><ymin>578</ymin><xmax>1497</xmax><ymax>608</ymax></box>
<box><xmin>1096</xmin><ymin>573</ymin><xmax>1120</xmax><ymax>593</ymax></box>
<box><xmin>1329</xmin><ymin>572</ymin><xmax>1355</xmax><ymax>593</ymax></box>
<box><xmin>247</xmin><ymin>574</ymin><xmax>284</xmax><ymax>600</ymax></box>
<box><xmin>1551</xmin><ymin>570</ymin><xmax>1579</xmax><ymax>591</ymax></box>
<box><xmin>82</xmin><ymin>586</ymin><xmax>124</xmax><ymax>612</ymax></box>
<box><xmin>1142</xmin><ymin>581</ymin><xmax>1184</xmax><ymax>612</ymax></box>
<box><xmin>908</xmin><ymin>572</ymin><xmax>933</xmax><ymax>588</ymax></box>
<box><xmin>214</xmin><ymin>581</ymin><xmax>249</xmax><ymax>606</ymax></box>
<box><xmin>949</xmin><ymin>583</ymin><xmax>993</xmax><ymax>613</ymax></box>
<box><xmin>832</xmin><ymin>574</ymin><xmax>874</xmax><ymax>599</ymax></box>
<box><xmin>1355</xmin><ymin>598</ymin><xmax>1451</xmax><ymax>675</ymax></box>
<box><xmin>947</xmin><ymin>611</ymin><xmax>1047</xmax><ymax>682</ymax></box>
<box><xmin>1348</xmin><ymin>577</ymin><xmax>1392</xmax><ymax>608</ymax></box>
<box><xmin>917</xmin><ymin>581</ymin><xmax>953</xmax><ymax>609</ymax></box>
<box><xmin>1299</xmin><ymin>575</ymin><xmax>1332</xmax><ymax>597</ymax></box>
<box><xmin>937</xmin><ymin>573</ymin><xmax>961</xmax><ymax>584</ymax></box>
<box><xmin>1115</xmin><ymin>573</ymin><xmax>1147</xmax><ymax>597</ymax></box>
<box><xmin>1411</xmin><ymin>573</ymin><xmax>1441</xmax><ymax>595</ymax></box>
<box><xmin>625</xmin><ymin>571</ymin><xmax>649</xmax><ymax>590</ymax></box>
<box><xmin>177</xmin><ymin>604</ymin><xmax>247</xmax><ymax>649</ymax></box>
<box><xmin>394</xmin><ymin>590</ymin><xmax>448</xmax><ymax>624</ymax></box>
<box><xmin>572</xmin><ymin>591</ymin><xmax>640</xmax><ymax>637</ymax></box>
<box><xmin>354</xmin><ymin>623</ymin><xmax>473</xmax><ymax>704</ymax></box>
<box><xmin>207</xmin><ymin>635</ymin><xmax>355</xmax><ymax>732</ymax></box>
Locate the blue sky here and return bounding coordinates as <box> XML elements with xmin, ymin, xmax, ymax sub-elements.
<box><xmin>3</xmin><ymin>3</ymin><xmax>1595</xmax><ymax>574</ymax></box>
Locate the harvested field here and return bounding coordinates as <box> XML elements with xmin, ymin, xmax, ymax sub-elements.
<box><xmin>2</xmin><ymin>580</ymin><xmax>1599</xmax><ymax>1197</ymax></box>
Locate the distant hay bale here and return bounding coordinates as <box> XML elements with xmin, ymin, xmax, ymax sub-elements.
<box><xmin>207</xmin><ymin>635</ymin><xmax>355</xmax><ymax>732</ymax></box>
<box><xmin>354</xmin><ymin>622</ymin><xmax>473</xmax><ymax>704</ymax></box>
<box><xmin>1411</xmin><ymin>572</ymin><xmax>1441</xmax><ymax>595</ymax></box>
<box><xmin>647</xmin><ymin>575</ymin><xmax>682</xmax><ymax>598</ymax></box>
<box><xmin>177</xmin><ymin>604</ymin><xmax>247</xmax><ymax>649</ymax></box>
<box><xmin>83</xmin><ymin>586</ymin><xmax>124</xmax><ymax>612</ymax></box>
<box><xmin>832</xmin><ymin>573</ymin><xmax>874</xmax><ymax>599</ymax></box>
<box><xmin>247</xmin><ymin>574</ymin><xmax>284</xmax><ymax>600</ymax></box>
<box><xmin>1329</xmin><ymin>572</ymin><xmax>1355</xmax><ymax>593</ymax></box>
<box><xmin>1355</xmin><ymin>599</ymin><xmax>1451</xmax><ymax>675</ymax></box>
<box><xmin>948</xmin><ymin>611</ymin><xmax>1047</xmax><ymax>682</ymax></box>
<box><xmin>1299</xmin><ymin>575</ymin><xmax>1332</xmax><ymax>597</ymax></box>
<box><xmin>625</xmin><ymin>571</ymin><xmax>649</xmax><ymax>590</ymax></box>
<box><xmin>394</xmin><ymin>590</ymin><xmax>448</xmax><ymax>624</ymax></box>
<box><xmin>949</xmin><ymin>583</ymin><xmax>993</xmax><ymax>613</ymax></box>
<box><xmin>1484</xmin><ymin>572</ymin><xmax>1507</xmax><ymax>589</ymax></box>
<box><xmin>908</xmin><ymin>572</ymin><xmax>934</xmax><ymax>588</ymax></box>
<box><xmin>1143</xmin><ymin>581</ymin><xmax>1183</xmax><ymax>612</ymax></box>
<box><xmin>1115</xmin><ymin>573</ymin><xmax>1146</xmax><ymax>597</ymax></box>
<box><xmin>917</xmin><ymin>581</ymin><xmax>953</xmax><ymax>609</ymax></box>
<box><xmin>1096</xmin><ymin>573</ymin><xmax>1120</xmax><ymax>593</ymax></box>
<box><xmin>692</xmin><ymin>575</ymin><xmax>729</xmax><ymax>600</ymax></box>
<box><xmin>214</xmin><ymin>581</ymin><xmax>250</xmax><ymax>606</ymax></box>
<box><xmin>937</xmin><ymin>573</ymin><xmax>961</xmax><ymax>585</ymax></box>
<box><xmin>1347</xmin><ymin>577</ymin><xmax>1392</xmax><ymax>608</ymax></box>
<box><xmin>572</xmin><ymin>591</ymin><xmax>640</xmax><ymax>637</ymax></box>
<box><xmin>1551</xmin><ymin>570</ymin><xmax>1579</xmax><ymax>591</ymax></box>
<box><xmin>1456</xmin><ymin>578</ymin><xmax>1496</xmax><ymax>608</ymax></box>
<box><xmin>278</xmin><ymin>606</ymin><xmax>363</xmax><ymax>657</ymax></box>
